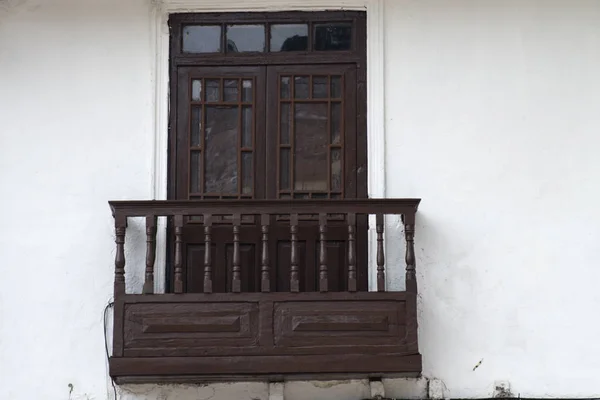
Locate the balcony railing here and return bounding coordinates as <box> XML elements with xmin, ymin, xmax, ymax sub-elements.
<box><xmin>108</xmin><ymin>199</ymin><xmax>421</xmax><ymax>383</ymax></box>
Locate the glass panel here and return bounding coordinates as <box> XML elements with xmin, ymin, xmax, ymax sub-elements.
<box><xmin>270</xmin><ymin>24</ymin><xmax>308</xmax><ymax>52</ymax></box>
<box><xmin>280</xmin><ymin>103</ymin><xmax>290</xmax><ymax>145</ymax></box>
<box><xmin>206</xmin><ymin>79</ymin><xmax>220</xmax><ymax>102</ymax></box>
<box><xmin>331</xmin><ymin>76</ymin><xmax>342</xmax><ymax>98</ymax></box>
<box><xmin>190</xmin><ymin>151</ymin><xmax>201</xmax><ymax>193</ymax></box>
<box><xmin>191</xmin><ymin>107</ymin><xmax>202</xmax><ymax>147</ymax></box>
<box><xmin>331</xmin><ymin>148</ymin><xmax>342</xmax><ymax>191</ymax></box>
<box><xmin>226</xmin><ymin>25</ymin><xmax>265</xmax><ymax>53</ymax></box>
<box><xmin>294</xmin><ymin>76</ymin><xmax>309</xmax><ymax>99</ymax></box>
<box><xmin>331</xmin><ymin>103</ymin><xmax>341</xmax><ymax>145</ymax></box>
<box><xmin>242</xmin><ymin>152</ymin><xmax>253</xmax><ymax>195</ymax></box>
<box><xmin>314</xmin><ymin>23</ymin><xmax>352</xmax><ymax>51</ymax></box>
<box><xmin>294</xmin><ymin>193</ymin><xmax>310</xmax><ymax>199</ymax></box>
<box><xmin>313</xmin><ymin>76</ymin><xmax>328</xmax><ymax>99</ymax></box>
<box><xmin>294</xmin><ymin>103</ymin><xmax>328</xmax><ymax>191</ymax></box>
<box><xmin>183</xmin><ymin>25</ymin><xmax>221</xmax><ymax>53</ymax></box>
<box><xmin>311</xmin><ymin>193</ymin><xmax>328</xmax><ymax>199</ymax></box>
<box><xmin>242</xmin><ymin>79</ymin><xmax>253</xmax><ymax>102</ymax></box>
<box><xmin>280</xmin><ymin>148</ymin><xmax>290</xmax><ymax>190</ymax></box>
<box><xmin>280</xmin><ymin>77</ymin><xmax>290</xmax><ymax>99</ymax></box>
<box><xmin>205</xmin><ymin>106</ymin><xmax>239</xmax><ymax>194</ymax></box>
<box><xmin>224</xmin><ymin>79</ymin><xmax>239</xmax><ymax>102</ymax></box>
<box><xmin>280</xmin><ymin>193</ymin><xmax>291</xmax><ymax>199</ymax></box>
<box><xmin>242</xmin><ymin>106</ymin><xmax>252</xmax><ymax>148</ymax></box>
<box><xmin>192</xmin><ymin>79</ymin><xmax>202</xmax><ymax>101</ymax></box>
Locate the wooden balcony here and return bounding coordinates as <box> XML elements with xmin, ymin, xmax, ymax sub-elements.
<box><xmin>108</xmin><ymin>199</ymin><xmax>421</xmax><ymax>383</ymax></box>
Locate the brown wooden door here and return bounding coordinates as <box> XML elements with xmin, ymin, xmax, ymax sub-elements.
<box><xmin>174</xmin><ymin>65</ymin><xmax>366</xmax><ymax>292</ymax></box>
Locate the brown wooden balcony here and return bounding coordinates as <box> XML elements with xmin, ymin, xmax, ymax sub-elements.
<box><xmin>108</xmin><ymin>199</ymin><xmax>421</xmax><ymax>383</ymax></box>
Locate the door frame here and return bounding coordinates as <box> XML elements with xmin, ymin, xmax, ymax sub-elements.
<box><xmin>149</xmin><ymin>0</ymin><xmax>387</xmax><ymax>293</ymax></box>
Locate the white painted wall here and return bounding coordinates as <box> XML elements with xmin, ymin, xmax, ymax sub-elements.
<box><xmin>1</xmin><ymin>0</ymin><xmax>600</xmax><ymax>399</ymax></box>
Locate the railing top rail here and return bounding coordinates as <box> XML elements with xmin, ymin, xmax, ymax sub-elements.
<box><xmin>109</xmin><ymin>199</ymin><xmax>420</xmax><ymax>218</ymax></box>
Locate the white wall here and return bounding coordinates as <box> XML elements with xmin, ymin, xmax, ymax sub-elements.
<box><xmin>1</xmin><ymin>0</ymin><xmax>600</xmax><ymax>399</ymax></box>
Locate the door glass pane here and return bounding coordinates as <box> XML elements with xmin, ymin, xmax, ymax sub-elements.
<box><xmin>270</xmin><ymin>24</ymin><xmax>308</xmax><ymax>52</ymax></box>
<box><xmin>242</xmin><ymin>152</ymin><xmax>253</xmax><ymax>195</ymax></box>
<box><xmin>226</xmin><ymin>25</ymin><xmax>265</xmax><ymax>53</ymax></box>
<box><xmin>224</xmin><ymin>79</ymin><xmax>239</xmax><ymax>102</ymax></box>
<box><xmin>242</xmin><ymin>79</ymin><xmax>253</xmax><ymax>102</ymax></box>
<box><xmin>294</xmin><ymin>76</ymin><xmax>309</xmax><ymax>99</ymax></box>
<box><xmin>331</xmin><ymin>103</ymin><xmax>341</xmax><ymax>145</ymax></box>
<box><xmin>280</xmin><ymin>148</ymin><xmax>290</xmax><ymax>191</ymax></box>
<box><xmin>313</xmin><ymin>76</ymin><xmax>328</xmax><ymax>99</ymax></box>
<box><xmin>242</xmin><ymin>106</ymin><xmax>252</xmax><ymax>147</ymax></box>
<box><xmin>294</xmin><ymin>103</ymin><xmax>328</xmax><ymax>191</ymax></box>
<box><xmin>183</xmin><ymin>25</ymin><xmax>221</xmax><ymax>53</ymax></box>
<box><xmin>205</xmin><ymin>79</ymin><xmax>220</xmax><ymax>102</ymax></box>
<box><xmin>280</xmin><ymin>103</ymin><xmax>290</xmax><ymax>145</ymax></box>
<box><xmin>314</xmin><ymin>23</ymin><xmax>352</xmax><ymax>51</ymax></box>
<box><xmin>192</xmin><ymin>79</ymin><xmax>202</xmax><ymax>101</ymax></box>
<box><xmin>280</xmin><ymin>77</ymin><xmax>290</xmax><ymax>99</ymax></box>
<box><xmin>331</xmin><ymin>148</ymin><xmax>342</xmax><ymax>191</ymax></box>
<box><xmin>330</xmin><ymin>76</ymin><xmax>342</xmax><ymax>98</ymax></box>
<box><xmin>204</xmin><ymin>106</ymin><xmax>239</xmax><ymax>194</ymax></box>
<box><xmin>191</xmin><ymin>107</ymin><xmax>202</xmax><ymax>147</ymax></box>
<box><xmin>190</xmin><ymin>151</ymin><xmax>202</xmax><ymax>193</ymax></box>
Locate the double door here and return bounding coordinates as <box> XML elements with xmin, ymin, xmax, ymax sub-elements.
<box><xmin>173</xmin><ymin>64</ymin><xmax>367</xmax><ymax>292</ymax></box>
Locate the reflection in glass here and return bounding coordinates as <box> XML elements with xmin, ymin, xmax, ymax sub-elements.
<box><xmin>313</xmin><ymin>76</ymin><xmax>328</xmax><ymax>98</ymax></box>
<box><xmin>242</xmin><ymin>79</ymin><xmax>253</xmax><ymax>102</ymax></box>
<box><xmin>280</xmin><ymin>103</ymin><xmax>290</xmax><ymax>145</ymax></box>
<box><xmin>242</xmin><ymin>152</ymin><xmax>253</xmax><ymax>194</ymax></box>
<box><xmin>294</xmin><ymin>103</ymin><xmax>328</xmax><ymax>191</ymax></box>
<box><xmin>206</xmin><ymin>79</ymin><xmax>220</xmax><ymax>102</ymax></box>
<box><xmin>294</xmin><ymin>76</ymin><xmax>309</xmax><ymax>99</ymax></box>
<box><xmin>190</xmin><ymin>151</ymin><xmax>202</xmax><ymax>193</ymax></box>
<box><xmin>331</xmin><ymin>148</ymin><xmax>342</xmax><ymax>191</ymax></box>
<box><xmin>280</xmin><ymin>148</ymin><xmax>290</xmax><ymax>190</ymax></box>
<box><xmin>331</xmin><ymin>76</ymin><xmax>342</xmax><ymax>98</ymax></box>
<box><xmin>331</xmin><ymin>103</ymin><xmax>341</xmax><ymax>144</ymax></box>
<box><xmin>226</xmin><ymin>25</ymin><xmax>265</xmax><ymax>52</ymax></box>
<box><xmin>280</xmin><ymin>77</ymin><xmax>290</xmax><ymax>99</ymax></box>
<box><xmin>205</xmin><ymin>106</ymin><xmax>239</xmax><ymax>194</ymax></box>
<box><xmin>270</xmin><ymin>24</ymin><xmax>308</xmax><ymax>52</ymax></box>
<box><xmin>224</xmin><ymin>79</ymin><xmax>239</xmax><ymax>102</ymax></box>
<box><xmin>192</xmin><ymin>80</ymin><xmax>202</xmax><ymax>101</ymax></box>
<box><xmin>191</xmin><ymin>107</ymin><xmax>202</xmax><ymax>147</ymax></box>
<box><xmin>314</xmin><ymin>23</ymin><xmax>352</xmax><ymax>51</ymax></box>
<box><xmin>183</xmin><ymin>25</ymin><xmax>221</xmax><ymax>53</ymax></box>
<box><xmin>242</xmin><ymin>106</ymin><xmax>252</xmax><ymax>147</ymax></box>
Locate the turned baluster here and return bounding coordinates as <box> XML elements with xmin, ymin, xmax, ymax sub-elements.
<box><xmin>173</xmin><ymin>214</ymin><xmax>184</xmax><ymax>293</ymax></box>
<box><xmin>319</xmin><ymin>213</ymin><xmax>328</xmax><ymax>292</ymax></box>
<box><xmin>260</xmin><ymin>214</ymin><xmax>270</xmax><ymax>293</ymax></box>
<box><xmin>142</xmin><ymin>215</ymin><xmax>157</xmax><ymax>294</ymax></box>
<box><xmin>203</xmin><ymin>214</ymin><xmax>213</xmax><ymax>294</ymax></box>
<box><xmin>114</xmin><ymin>214</ymin><xmax>127</xmax><ymax>296</ymax></box>
<box><xmin>347</xmin><ymin>213</ymin><xmax>357</xmax><ymax>292</ymax></box>
<box><xmin>290</xmin><ymin>213</ymin><xmax>300</xmax><ymax>292</ymax></box>
<box><xmin>376</xmin><ymin>213</ymin><xmax>386</xmax><ymax>292</ymax></box>
<box><xmin>404</xmin><ymin>212</ymin><xmax>417</xmax><ymax>294</ymax></box>
<box><xmin>232</xmin><ymin>214</ymin><xmax>242</xmax><ymax>293</ymax></box>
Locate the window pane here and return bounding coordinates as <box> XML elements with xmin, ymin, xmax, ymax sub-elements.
<box><xmin>270</xmin><ymin>24</ymin><xmax>308</xmax><ymax>52</ymax></box>
<box><xmin>242</xmin><ymin>152</ymin><xmax>253</xmax><ymax>195</ymax></box>
<box><xmin>192</xmin><ymin>79</ymin><xmax>202</xmax><ymax>101</ymax></box>
<box><xmin>331</xmin><ymin>76</ymin><xmax>342</xmax><ymax>98</ymax></box>
<box><xmin>205</xmin><ymin>106</ymin><xmax>239</xmax><ymax>194</ymax></box>
<box><xmin>331</xmin><ymin>103</ymin><xmax>341</xmax><ymax>145</ymax></box>
<box><xmin>190</xmin><ymin>151</ymin><xmax>202</xmax><ymax>193</ymax></box>
<box><xmin>206</xmin><ymin>79</ymin><xmax>220</xmax><ymax>102</ymax></box>
<box><xmin>242</xmin><ymin>79</ymin><xmax>253</xmax><ymax>102</ymax></box>
<box><xmin>280</xmin><ymin>103</ymin><xmax>290</xmax><ymax>145</ymax></box>
<box><xmin>242</xmin><ymin>106</ymin><xmax>252</xmax><ymax>147</ymax></box>
<box><xmin>280</xmin><ymin>148</ymin><xmax>290</xmax><ymax>190</ymax></box>
<box><xmin>294</xmin><ymin>76</ymin><xmax>309</xmax><ymax>99</ymax></box>
<box><xmin>183</xmin><ymin>25</ymin><xmax>221</xmax><ymax>53</ymax></box>
<box><xmin>331</xmin><ymin>148</ymin><xmax>342</xmax><ymax>191</ymax></box>
<box><xmin>314</xmin><ymin>23</ymin><xmax>352</xmax><ymax>51</ymax></box>
<box><xmin>224</xmin><ymin>79</ymin><xmax>239</xmax><ymax>102</ymax></box>
<box><xmin>313</xmin><ymin>76</ymin><xmax>328</xmax><ymax>99</ymax></box>
<box><xmin>280</xmin><ymin>76</ymin><xmax>290</xmax><ymax>99</ymax></box>
<box><xmin>191</xmin><ymin>107</ymin><xmax>202</xmax><ymax>147</ymax></box>
<box><xmin>226</xmin><ymin>25</ymin><xmax>265</xmax><ymax>53</ymax></box>
<box><xmin>294</xmin><ymin>103</ymin><xmax>328</xmax><ymax>191</ymax></box>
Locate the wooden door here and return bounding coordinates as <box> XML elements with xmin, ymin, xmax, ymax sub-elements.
<box><xmin>173</xmin><ymin>65</ymin><xmax>366</xmax><ymax>292</ymax></box>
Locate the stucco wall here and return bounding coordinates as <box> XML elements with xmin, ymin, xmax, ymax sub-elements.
<box><xmin>2</xmin><ymin>0</ymin><xmax>600</xmax><ymax>399</ymax></box>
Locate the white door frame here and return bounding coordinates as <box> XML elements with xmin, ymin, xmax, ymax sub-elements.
<box><xmin>150</xmin><ymin>0</ymin><xmax>386</xmax><ymax>293</ymax></box>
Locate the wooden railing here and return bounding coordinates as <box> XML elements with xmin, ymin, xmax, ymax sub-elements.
<box><xmin>109</xmin><ymin>199</ymin><xmax>420</xmax><ymax>297</ymax></box>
